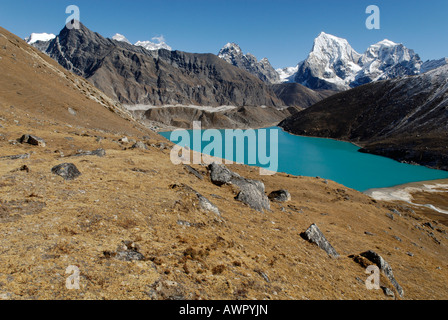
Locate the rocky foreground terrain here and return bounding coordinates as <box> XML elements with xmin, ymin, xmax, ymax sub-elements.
<box><xmin>1</xmin><ymin>26</ymin><xmax>448</xmax><ymax>300</ymax></box>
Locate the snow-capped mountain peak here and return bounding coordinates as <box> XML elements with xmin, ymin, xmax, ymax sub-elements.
<box><xmin>282</xmin><ymin>32</ymin><xmax>432</xmax><ymax>90</ymax></box>
<box><xmin>25</xmin><ymin>33</ymin><xmax>56</xmax><ymax>44</ymax></box>
<box><xmin>134</xmin><ymin>36</ymin><xmax>172</xmax><ymax>51</ymax></box>
<box><xmin>112</xmin><ymin>33</ymin><xmax>131</xmax><ymax>45</ymax></box>
<box><xmin>217</xmin><ymin>42</ymin><xmax>279</xmax><ymax>83</ymax></box>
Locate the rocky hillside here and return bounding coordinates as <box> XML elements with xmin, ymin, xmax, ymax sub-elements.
<box><xmin>270</xmin><ymin>83</ymin><xmax>336</xmax><ymax>109</ymax></box>
<box><xmin>1</xmin><ymin>25</ymin><xmax>448</xmax><ymax>300</ymax></box>
<box><xmin>279</xmin><ymin>65</ymin><xmax>448</xmax><ymax>170</ymax></box>
<box><xmin>38</xmin><ymin>23</ymin><xmax>282</xmax><ymax>108</ymax></box>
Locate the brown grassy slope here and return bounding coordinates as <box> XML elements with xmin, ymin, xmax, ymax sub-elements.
<box><xmin>0</xmin><ymin>27</ymin><xmax>447</xmax><ymax>300</ymax></box>
<box><xmin>0</xmin><ymin>27</ymin><xmax>158</xmax><ymax>139</ymax></box>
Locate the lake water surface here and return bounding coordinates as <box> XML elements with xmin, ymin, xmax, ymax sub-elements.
<box><xmin>160</xmin><ymin>127</ymin><xmax>448</xmax><ymax>192</ymax></box>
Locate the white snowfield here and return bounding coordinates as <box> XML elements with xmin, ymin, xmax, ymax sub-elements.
<box><xmin>25</xmin><ymin>33</ymin><xmax>56</xmax><ymax>44</ymax></box>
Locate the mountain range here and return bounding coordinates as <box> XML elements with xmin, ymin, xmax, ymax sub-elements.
<box><xmin>279</xmin><ymin>32</ymin><xmax>447</xmax><ymax>91</ymax></box>
<box><xmin>279</xmin><ymin>64</ymin><xmax>448</xmax><ymax>170</ymax></box>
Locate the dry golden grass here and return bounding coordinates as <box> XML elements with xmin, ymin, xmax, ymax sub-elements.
<box><xmin>0</xmin><ymin>25</ymin><xmax>447</xmax><ymax>300</ymax></box>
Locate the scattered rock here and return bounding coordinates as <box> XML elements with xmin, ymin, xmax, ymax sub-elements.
<box><xmin>18</xmin><ymin>134</ymin><xmax>46</xmax><ymax>147</ymax></box>
<box><xmin>364</xmin><ymin>231</ymin><xmax>375</xmax><ymax>236</ymax></box>
<box><xmin>208</xmin><ymin>163</ymin><xmax>270</xmax><ymax>212</ymax></box>
<box><xmin>119</xmin><ymin>137</ymin><xmax>129</xmax><ymax>143</ymax></box>
<box><xmin>386</xmin><ymin>213</ymin><xmax>395</xmax><ymax>220</ymax></box>
<box><xmin>0</xmin><ymin>153</ymin><xmax>30</xmax><ymax>160</ymax></box>
<box><xmin>105</xmin><ymin>241</ymin><xmax>145</xmax><ymax>262</ymax></box>
<box><xmin>359</xmin><ymin>250</ymin><xmax>404</xmax><ymax>297</ymax></box>
<box><xmin>175</xmin><ymin>184</ymin><xmax>220</xmax><ymax>216</ymax></box>
<box><xmin>184</xmin><ymin>165</ymin><xmax>203</xmax><ymax>180</ymax></box>
<box><xmin>301</xmin><ymin>224</ymin><xmax>339</xmax><ymax>258</ymax></box>
<box><xmin>381</xmin><ymin>286</ymin><xmax>395</xmax><ymax>298</ymax></box>
<box><xmin>73</xmin><ymin>149</ymin><xmax>106</xmax><ymax>157</ymax></box>
<box><xmin>393</xmin><ymin>236</ymin><xmax>402</xmax><ymax>242</ymax></box>
<box><xmin>268</xmin><ymin>190</ymin><xmax>291</xmax><ymax>202</ymax></box>
<box><xmin>423</xmin><ymin>222</ymin><xmax>435</xmax><ymax>230</ymax></box>
<box><xmin>209</xmin><ymin>162</ymin><xmax>237</xmax><ymax>186</ymax></box>
<box><xmin>130</xmin><ymin>141</ymin><xmax>148</xmax><ymax>150</ymax></box>
<box><xmin>406</xmin><ymin>252</ymin><xmax>414</xmax><ymax>257</ymax></box>
<box><xmin>67</xmin><ymin>107</ymin><xmax>77</xmax><ymax>116</ymax></box>
<box><xmin>51</xmin><ymin>163</ymin><xmax>82</xmax><ymax>180</ymax></box>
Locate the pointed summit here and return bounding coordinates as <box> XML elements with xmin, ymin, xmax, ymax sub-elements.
<box><xmin>112</xmin><ymin>33</ymin><xmax>131</xmax><ymax>45</ymax></box>
<box><xmin>217</xmin><ymin>43</ymin><xmax>279</xmax><ymax>83</ymax></box>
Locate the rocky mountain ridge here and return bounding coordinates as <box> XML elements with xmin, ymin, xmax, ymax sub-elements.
<box><xmin>281</xmin><ymin>32</ymin><xmax>446</xmax><ymax>91</ymax></box>
<box><xmin>279</xmin><ymin>65</ymin><xmax>448</xmax><ymax>170</ymax></box>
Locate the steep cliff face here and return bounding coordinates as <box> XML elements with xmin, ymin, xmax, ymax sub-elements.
<box><xmin>41</xmin><ymin>23</ymin><xmax>282</xmax><ymax>108</ymax></box>
<box><xmin>280</xmin><ymin>65</ymin><xmax>448</xmax><ymax>170</ymax></box>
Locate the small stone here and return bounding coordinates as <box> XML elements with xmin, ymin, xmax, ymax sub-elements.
<box><xmin>364</xmin><ymin>231</ymin><xmax>375</xmax><ymax>236</ymax></box>
<box><xmin>131</xmin><ymin>141</ymin><xmax>148</xmax><ymax>150</ymax></box>
<box><xmin>19</xmin><ymin>134</ymin><xmax>46</xmax><ymax>147</ymax></box>
<box><xmin>51</xmin><ymin>163</ymin><xmax>81</xmax><ymax>180</ymax></box>
<box><xmin>381</xmin><ymin>286</ymin><xmax>395</xmax><ymax>298</ymax></box>
<box><xmin>406</xmin><ymin>252</ymin><xmax>414</xmax><ymax>257</ymax></box>
<box><xmin>386</xmin><ymin>213</ymin><xmax>394</xmax><ymax>220</ymax></box>
<box><xmin>184</xmin><ymin>165</ymin><xmax>203</xmax><ymax>180</ymax></box>
<box><xmin>268</xmin><ymin>190</ymin><xmax>291</xmax><ymax>202</ymax></box>
<box><xmin>74</xmin><ymin>149</ymin><xmax>106</xmax><ymax>157</ymax></box>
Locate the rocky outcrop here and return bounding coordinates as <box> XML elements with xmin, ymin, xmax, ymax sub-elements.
<box><xmin>208</xmin><ymin>163</ymin><xmax>270</xmax><ymax>212</ymax></box>
<box><xmin>51</xmin><ymin>163</ymin><xmax>82</xmax><ymax>180</ymax></box>
<box><xmin>359</xmin><ymin>250</ymin><xmax>404</xmax><ymax>297</ymax></box>
<box><xmin>19</xmin><ymin>134</ymin><xmax>46</xmax><ymax>147</ymax></box>
<box><xmin>301</xmin><ymin>224</ymin><xmax>339</xmax><ymax>258</ymax></box>
<box><xmin>268</xmin><ymin>190</ymin><xmax>291</xmax><ymax>202</ymax></box>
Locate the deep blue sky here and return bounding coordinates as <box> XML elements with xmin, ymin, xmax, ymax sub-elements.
<box><xmin>1</xmin><ymin>0</ymin><xmax>447</xmax><ymax>68</ymax></box>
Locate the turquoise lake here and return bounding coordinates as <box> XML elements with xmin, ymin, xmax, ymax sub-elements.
<box><xmin>159</xmin><ymin>126</ymin><xmax>448</xmax><ymax>192</ymax></box>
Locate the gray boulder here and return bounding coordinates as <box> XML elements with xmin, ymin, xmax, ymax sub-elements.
<box><xmin>51</xmin><ymin>163</ymin><xmax>81</xmax><ymax>180</ymax></box>
<box><xmin>74</xmin><ymin>148</ymin><xmax>106</xmax><ymax>157</ymax></box>
<box><xmin>208</xmin><ymin>163</ymin><xmax>270</xmax><ymax>212</ymax></box>
<box><xmin>130</xmin><ymin>141</ymin><xmax>148</xmax><ymax>150</ymax></box>
<box><xmin>360</xmin><ymin>250</ymin><xmax>404</xmax><ymax>297</ymax></box>
<box><xmin>302</xmin><ymin>224</ymin><xmax>339</xmax><ymax>258</ymax></box>
<box><xmin>19</xmin><ymin>134</ymin><xmax>46</xmax><ymax>147</ymax></box>
<box><xmin>268</xmin><ymin>190</ymin><xmax>291</xmax><ymax>202</ymax></box>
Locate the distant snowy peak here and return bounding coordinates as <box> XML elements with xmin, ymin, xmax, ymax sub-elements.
<box><xmin>135</xmin><ymin>39</ymin><xmax>172</xmax><ymax>51</ymax></box>
<box><xmin>111</xmin><ymin>33</ymin><xmax>172</xmax><ymax>51</ymax></box>
<box><xmin>217</xmin><ymin>43</ymin><xmax>280</xmax><ymax>83</ymax></box>
<box><xmin>294</xmin><ymin>32</ymin><xmax>362</xmax><ymax>90</ymax></box>
<box><xmin>276</xmin><ymin>65</ymin><xmax>299</xmax><ymax>83</ymax></box>
<box><xmin>311</xmin><ymin>32</ymin><xmax>362</xmax><ymax>64</ymax></box>
<box><xmin>287</xmin><ymin>31</ymin><xmax>432</xmax><ymax>90</ymax></box>
<box><xmin>112</xmin><ymin>33</ymin><xmax>131</xmax><ymax>45</ymax></box>
<box><xmin>25</xmin><ymin>33</ymin><xmax>56</xmax><ymax>44</ymax></box>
